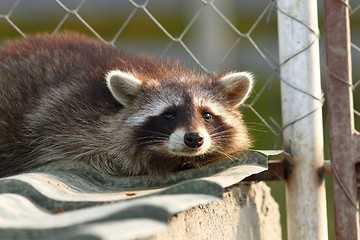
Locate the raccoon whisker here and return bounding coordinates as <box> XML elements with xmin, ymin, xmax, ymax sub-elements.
<box><xmin>217</xmin><ymin>153</ymin><xmax>237</xmax><ymax>164</ymax></box>
<box><xmin>210</xmin><ymin>132</ymin><xmax>233</xmax><ymax>140</ymax></box>
<box><xmin>244</xmin><ymin>122</ymin><xmax>272</xmax><ymax>133</ymax></box>
<box><xmin>244</xmin><ymin>122</ymin><xmax>269</xmax><ymax>127</ymax></box>
<box><xmin>157</xmin><ymin>126</ymin><xmax>178</xmax><ymax>136</ymax></box>
<box><xmin>135</xmin><ymin>129</ymin><xmax>170</xmax><ymax>137</ymax></box>
<box><xmin>129</xmin><ymin>136</ymin><xmax>168</xmax><ymax>146</ymax></box>
<box><xmin>136</xmin><ymin>140</ymin><xmax>168</xmax><ymax>147</ymax></box>
<box><xmin>209</xmin><ymin>127</ymin><xmax>234</xmax><ymax>136</ymax></box>
<box><xmin>211</xmin><ymin>148</ymin><xmax>240</xmax><ymax>164</ymax></box>
<box><xmin>208</xmin><ymin>125</ymin><xmax>229</xmax><ymax>134</ymax></box>
<box><xmin>213</xmin><ymin>128</ymin><xmax>235</xmax><ymax>133</ymax></box>
<box><xmin>246</xmin><ymin>127</ymin><xmax>270</xmax><ymax>133</ymax></box>
<box><xmin>133</xmin><ymin>137</ymin><xmax>168</xmax><ymax>144</ymax></box>
<box><xmin>210</xmin><ymin>131</ymin><xmax>245</xmax><ymax>141</ymax></box>
<box><xmin>134</xmin><ymin>139</ymin><xmax>166</xmax><ymax>145</ymax></box>
<box><xmin>210</xmin><ymin>138</ymin><xmax>231</xmax><ymax>144</ymax></box>
<box><xmin>213</xmin><ymin>137</ymin><xmax>232</xmax><ymax>142</ymax></box>
<box><xmin>210</xmin><ymin>130</ymin><xmax>233</xmax><ymax>136</ymax></box>
<box><xmin>134</xmin><ymin>136</ymin><xmax>169</xmax><ymax>141</ymax></box>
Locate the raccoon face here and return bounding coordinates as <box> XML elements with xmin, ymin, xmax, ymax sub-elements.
<box><xmin>105</xmin><ymin>69</ymin><xmax>253</xmax><ymax>172</ymax></box>
<box><xmin>135</xmin><ymin>103</ymin><xmax>214</xmax><ymax>158</ymax></box>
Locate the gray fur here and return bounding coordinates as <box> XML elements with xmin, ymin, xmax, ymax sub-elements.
<box><xmin>0</xmin><ymin>33</ymin><xmax>253</xmax><ymax>177</ymax></box>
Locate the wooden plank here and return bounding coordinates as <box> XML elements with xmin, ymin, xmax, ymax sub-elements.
<box><xmin>324</xmin><ymin>0</ymin><xmax>360</xmax><ymax>238</ymax></box>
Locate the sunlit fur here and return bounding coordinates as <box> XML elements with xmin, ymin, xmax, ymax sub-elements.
<box><xmin>0</xmin><ymin>32</ymin><xmax>253</xmax><ymax>177</ymax></box>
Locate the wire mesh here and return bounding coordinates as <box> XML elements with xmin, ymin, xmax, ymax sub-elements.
<box><xmin>0</xmin><ymin>0</ymin><xmax>282</xmax><ymax>151</ymax></box>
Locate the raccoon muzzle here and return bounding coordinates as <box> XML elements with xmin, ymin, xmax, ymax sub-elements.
<box><xmin>184</xmin><ymin>131</ymin><xmax>204</xmax><ymax>148</ymax></box>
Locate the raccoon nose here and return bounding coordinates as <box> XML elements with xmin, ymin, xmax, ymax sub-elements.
<box><xmin>184</xmin><ymin>132</ymin><xmax>204</xmax><ymax>148</ymax></box>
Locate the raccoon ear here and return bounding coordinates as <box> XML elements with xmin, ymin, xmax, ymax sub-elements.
<box><xmin>219</xmin><ymin>71</ymin><xmax>254</xmax><ymax>108</ymax></box>
<box><xmin>105</xmin><ymin>70</ymin><xmax>142</xmax><ymax>107</ymax></box>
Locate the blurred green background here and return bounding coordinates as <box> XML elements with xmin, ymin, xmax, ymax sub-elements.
<box><xmin>1</xmin><ymin>0</ymin><xmax>360</xmax><ymax>239</ymax></box>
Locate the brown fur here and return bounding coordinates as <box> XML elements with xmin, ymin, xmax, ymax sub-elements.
<box><xmin>0</xmin><ymin>32</ymin><xmax>252</xmax><ymax>177</ymax></box>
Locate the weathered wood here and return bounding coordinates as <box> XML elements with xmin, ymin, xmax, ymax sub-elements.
<box><xmin>324</xmin><ymin>0</ymin><xmax>360</xmax><ymax>238</ymax></box>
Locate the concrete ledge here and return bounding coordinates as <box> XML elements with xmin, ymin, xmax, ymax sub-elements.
<box><xmin>154</xmin><ymin>182</ymin><xmax>281</xmax><ymax>240</ymax></box>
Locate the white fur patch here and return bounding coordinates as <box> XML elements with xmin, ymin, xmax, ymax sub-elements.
<box><xmin>105</xmin><ymin>70</ymin><xmax>142</xmax><ymax>107</ymax></box>
<box><xmin>167</xmin><ymin>128</ymin><xmax>187</xmax><ymax>154</ymax></box>
<box><xmin>166</xmin><ymin>128</ymin><xmax>211</xmax><ymax>156</ymax></box>
<box><xmin>220</xmin><ymin>71</ymin><xmax>253</xmax><ymax>89</ymax></box>
<box><xmin>219</xmin><ymin>71</ymin><xmax>254</xmax><ymax>106</ymax></box>
<box><xmin>124</xmin><ymin>94</ymin><xmax>183</xmax><ymax>126</ymax></box>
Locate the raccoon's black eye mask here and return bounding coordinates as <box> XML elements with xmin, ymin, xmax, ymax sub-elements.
<box><xmin>163</xmin><ymin>112</ymin><xmax>175</xmax><ymax>120</ymax></box>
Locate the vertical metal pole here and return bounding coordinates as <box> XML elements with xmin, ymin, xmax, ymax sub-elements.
<box><xmin>277</xmin><ymin>0</ymin><xmax>328</xmax><ymax>239</ymax></box>
<box><xmin>324</xmin><ymin>0</ymin><xmax>360</xmax><ymax>238</ymax></box>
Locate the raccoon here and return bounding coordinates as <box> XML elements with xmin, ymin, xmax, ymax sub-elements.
<box><xmin>0</xmin><ymin>32</ymin><xmax>253</xmax><ymax>177</ymax></box>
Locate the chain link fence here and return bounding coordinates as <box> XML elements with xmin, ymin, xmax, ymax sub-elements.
<box><xmin>0</xmin><ymin>0</ymin><xmax>282</xmax><ymax>151</ymax></box>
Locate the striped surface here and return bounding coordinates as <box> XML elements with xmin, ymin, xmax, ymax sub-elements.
<box><xmin>0</xmin><ymin>150</ymin><xmax>272</xmax><ymax>239</ymax></box>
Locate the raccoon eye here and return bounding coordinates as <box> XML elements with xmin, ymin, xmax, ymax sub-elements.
<box><xmin>202</xmin><ymin>112</ymin><xmax>212</xmax><ymax>121</ymax></box>
<box><xmin>163</xmin><ymin>112</ymin><xmax>175</xmax><ymax>120</ymax></box>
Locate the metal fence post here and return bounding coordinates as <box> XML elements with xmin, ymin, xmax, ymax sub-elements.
<box><xmin>277</xmin><ymin>0</ymin><xmax>328</xmax><ymax>239</ymax></box>
<box><xmin>324</xmin><ymin>0</ymin><xmax>360</xmax><ymax>238</ymax></box>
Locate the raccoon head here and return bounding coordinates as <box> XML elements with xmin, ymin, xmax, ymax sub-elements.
<box><xmin>105</xmin><ymin>69</ymin><xmax>253</xmax><ymax>175</ymax></box>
